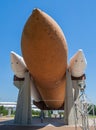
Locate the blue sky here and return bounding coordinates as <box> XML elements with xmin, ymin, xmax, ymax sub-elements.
<box><xmin>0</xmin><ymin>0</ymin><xmax>96</xmax><ymax>104</ymax></box>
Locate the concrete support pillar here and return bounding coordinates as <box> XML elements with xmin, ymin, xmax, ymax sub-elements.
<box><xmin>44</xmin><ymin>110</ymin><xmax>48</xmax><ymax>118</ymax></box>
<box><xmin>72</xmin><ymin>80</ymin><xmax>80</xmax><ymax>101</ymax></box>
<box><xmin>8</xmin><ymin>108</ymin><xmax>11</xmax><ymax>116</ymax></box>
<box><xmin>64</xmin><ymin>70</ymin><xmax>75</xmax><ymax>125</ymax></box>
<box><xmin>14</xmin><ymin>72</ymin><xmax>32</xmax><ymax>125</ymax></box>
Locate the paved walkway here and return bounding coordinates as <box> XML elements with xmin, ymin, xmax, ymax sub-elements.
<box><xmin>0</xmin><ymin>117</ymin><xmax>95</xmax><ymax>130</ymax></box>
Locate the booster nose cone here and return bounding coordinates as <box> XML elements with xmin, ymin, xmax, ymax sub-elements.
<box><xmin>69</xmin><ymin>49</ymin><xmax>87</xmax><ymax>77</ymax></box>
<box><xmin>10</xmin><ymin>51</ymin><xmax>27</xmax><ymax>78</ymax></box>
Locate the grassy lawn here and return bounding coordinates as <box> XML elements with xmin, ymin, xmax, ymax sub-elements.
<box><xmin>89</xmin><ymin>115</ymin><xmax>96</xmax><ymax>118</ymax></box>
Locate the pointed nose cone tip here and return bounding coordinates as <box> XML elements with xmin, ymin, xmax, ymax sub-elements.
<box><xmin>76</xmin><ymin>49</ymin><xmax>85</xmax><ymax>58</ymax></box>
<box><xmin>69</xmin><ymin>49</ymin><xmax>87</xmax><ymax>67</ymax></box>
<box><xmin>11</xmin><ymin>51</ymin><xmax>15</xmax><ymax>56</ymax></box>
<box><xmin>77</xmin><ymin>50</ymin><xmax>87</xmax><ymax>65</ymax></box>
<box><xmin>11</xmin><ymin>51</ymin><xmax>15</xmax><ymax>54</ymax></box>
<box><xmin>69</xmin><ymin>49</ymin><xmax>87</xmax><ymax>77</ymax></box>
<box><xmin>10</xmin><ymin>51</ymin><xmax>16</xmax><ymax>61</ymax></box>
<box><xmin>77</xmin><ymin>49</ymin><xmax>83</xmax><ymax>55</ymax></box>
<box><xmin>32</xmin><ymin>8</ymin><xmax>41</xmax><ymax>15</ymax></box>
<box><xmin>78</xmin><ymin>49</ymin><xmax>84</xmax><ymax>55</ymax></box>
<box><xmin>78</xmin><ymin>49</ymin><xmax>83</xmax><ymax>52</ymax></box>
<box><xmin>11</xmin><ymin>51</ymin><xmax>18</xmax><ymax>59</ymax></box>
<box><xmin>33</xmin><ymin>8</ymin><xmax>41</xmax><ymax>12</ymax></box>
<box><xmin>10</xmin><ymin>51</ymin><xmax>22</xmax><ymax>64</ymax></box>
<box><xmin>11</xmin><ymin>51</ymin><xmax>19</xmax><ymax>57</ymax></box>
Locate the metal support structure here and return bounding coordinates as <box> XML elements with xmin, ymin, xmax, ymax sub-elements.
<box><xmin>74</xmin><ymin>80</ymin><xmax>96</xmax><ymax>130</ymax></box>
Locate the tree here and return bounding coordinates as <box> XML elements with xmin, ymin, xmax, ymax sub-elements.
<box><xmin>32</xmin><ymin>110</ymin><xmax>40</xmax><ymax>117</ymax></box>
<box><xmin>0</xmin><ymin>106</ymin><xmax>8</xmax><ymax>116</ymax></box>
<box><xmin>88</xmin><ymin>105</ymin><xmax>96</xmax><ymax>116</ymax></box>
<box><xmin>94</xmin><ymin>105</ymin><xmax>96</xmax><ymax>115</ymax></box>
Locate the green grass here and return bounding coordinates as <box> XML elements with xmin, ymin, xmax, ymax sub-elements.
<box><xmin>88</xmin><ymin>115</ymin><xmax>96</xmax><ymax>118</ymax></box>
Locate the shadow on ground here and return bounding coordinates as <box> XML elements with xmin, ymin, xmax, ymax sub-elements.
<box><xmin>0</xmin><ymin>117</ymin><xmax>65</xmax><ymax>130</ymax></box>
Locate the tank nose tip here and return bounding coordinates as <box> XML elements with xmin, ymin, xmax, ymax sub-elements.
<box><xmin>32</xmin><ymin>8</ymin><xmax>41</xmax><ymax>14</ymax></box>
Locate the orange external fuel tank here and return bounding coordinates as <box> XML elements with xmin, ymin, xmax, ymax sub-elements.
<box><xmin>21</xmin><ymin>8</ymin><xmax>68</xmax><ymax>109</ymax></box>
